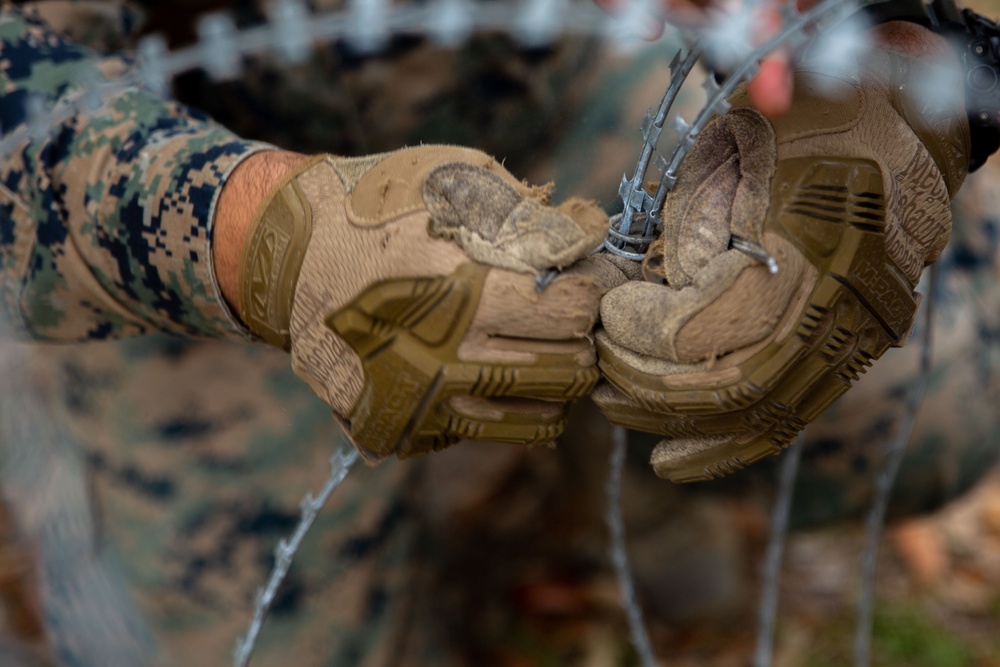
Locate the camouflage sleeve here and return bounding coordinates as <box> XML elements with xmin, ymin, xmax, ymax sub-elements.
<box><xmin>0</xmin><ymin>7</ymin><xmax>270</xmax><ymax>341</ymax></box>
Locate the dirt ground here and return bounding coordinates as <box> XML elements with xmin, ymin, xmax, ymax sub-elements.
<box><xmin>502</xmin><ymin>465</ymin><xmax>1000</xmax><ymax>666</ymax></box>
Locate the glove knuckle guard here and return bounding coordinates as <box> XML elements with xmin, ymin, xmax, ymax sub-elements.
<box><xmin>328</xmin><ymin>262</ymin><xmax>598</xmax><ymax>460</ymax></box>
<box><xmin>601</xmin><ymin>156</ymin><xmax>916</xmax><ymax>482</ymax></box>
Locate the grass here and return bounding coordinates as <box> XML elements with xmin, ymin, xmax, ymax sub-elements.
<box><xmin>801</xmin><ymin>602</ymin><xmax>976</xmax><ymax>667</ymax></box>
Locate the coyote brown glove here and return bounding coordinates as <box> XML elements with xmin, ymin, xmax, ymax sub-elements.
<box><xmin>594</xmin><ymin>50</ymin><xmax>970</xmax><ymax>482</ymax></box>
<box><xmin>237</xmin><ymin>145</ymin><xmax>607</xmax><ymax>462</ymax></box>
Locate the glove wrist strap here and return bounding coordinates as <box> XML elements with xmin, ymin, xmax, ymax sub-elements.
<box><xmin>238</xmin><ymin>155</ymin><xmax>327</xmax><ymax>349</ymax></box>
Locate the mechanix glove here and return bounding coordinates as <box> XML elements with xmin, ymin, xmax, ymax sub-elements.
<box><xmin>236</xmin><ymin>145</ymin><xmax>607</xmax><ymax>462</ymax></box>
<box><xmin>593</xmin><ymin>48</ymin><xmax>971</xmax><ymax>482</ymax></box>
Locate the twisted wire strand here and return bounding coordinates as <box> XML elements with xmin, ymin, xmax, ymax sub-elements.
<box><xmin>233</xmin><ymin>446</ymin><xmax>359</xmax><ymax>667</ymax></box>
<box><xmin>752</xmin><ymin>433</ymin><xmax>804</xmax><ymax>667</ymax></box>
<box><xmin>602</xmin><ymin>4</ymin><xmax>860</xmax><ymax>662</ymax></box>
<box><xmin>609</xmin><ymin>44</ymin><xmax>702</xmax><ymax>254</ymax></box>
<box><xmin>648</xmin><ymin>0</ymin><xmax>855</xmax><ymax>216</ymax></box>
<box><xmin>606</xmin><ymin>426</ymin><xmax>658</xmax><ymax>667</ymax></box>
<box><xmin>853</xmin><ymin>263</ymin><xmax>939</xmax><ymax>667</ymax></box>
<box><xmin>606</xmin><ymin>0</ymin><xmax>858</xmax><ymax>260</ymax></box>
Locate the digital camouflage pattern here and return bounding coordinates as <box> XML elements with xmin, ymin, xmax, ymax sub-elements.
<box><xmin>1</xmin><ymin>1</ymin><xmax>1000</xmax><ymax>666</ymax></box>
<box><xmin>0</xmin><ymin>7</ymin><xmax>263</xmax><ymax>341</ymax></box>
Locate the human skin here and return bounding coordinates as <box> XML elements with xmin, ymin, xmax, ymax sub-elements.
<box><xmin>214</xmin><ymin>149</ymin><xmax>309</xmax><ymax>313</ymax></box>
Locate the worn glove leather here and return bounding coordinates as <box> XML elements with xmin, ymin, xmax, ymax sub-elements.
<box><xmin>594</xmin><ymin>49</ymin><xmax>970</xmax><ymax>482</ymax></box>
<box><xmin>237</xmin><ymin>145</ymin><xmax>607</xmax><ymax>462</ymax></box>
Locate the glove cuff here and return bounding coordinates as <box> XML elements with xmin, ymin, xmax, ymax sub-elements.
<box><xmin>237</xmin><ymin>155</ymin><xmax>329</xmax><ymax>349</ymax></box>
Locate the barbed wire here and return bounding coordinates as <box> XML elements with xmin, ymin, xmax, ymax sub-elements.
<box><xmin>233</xmin><ymin>445</ymin><xmax>359</xmax><ymax>667</ymax></box>
<box><xmin>752</xmin><ymin>433</ymin><xmax>804</xmax><ymax>667</ymax></box>
<box><xmin>1</xmin><ymin>1</ymin><xmax>944</xmax><ymax>665</ymax></box>
<box><xmin>0</xmin><ymin>0</ymin><xmax>662</xmax><ymax>161</ymax></box>
<box><xmin>599</xmin><ymin>3</ymin><xmax>865</xmax><ymax>664</ymax></box>
<box><xmin>0</xmin><ymin>7</ymin><xmax>656</xmax><ymax>661</ymax></box>
<box><xmin>606</xmin><ymin>0</ymin><xmax>859</xmax><ymax>260</ymax></box>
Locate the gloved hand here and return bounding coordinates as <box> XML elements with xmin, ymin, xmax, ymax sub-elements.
<box><xmin>234</xmin><ymin>145</ymin><xmax>607</xmax><ymax>462</ymax></box>
<box><xmin>594</xmin><ymin>44</ymin><xmax>970</xmax><ymax>482</ymax></box>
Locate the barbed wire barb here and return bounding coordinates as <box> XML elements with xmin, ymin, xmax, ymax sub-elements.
<box><xmin>607</xmin><ymin>44</ymin><xmax>702</xmax><ymax>260</ymax></box>
<box><xmin>267</xmin><ymin>0</ymin><xmax>313</xmax><ymax>63</ymax></box>
<box><xmin>349</xmin><ymin>0</ymin><xmax>391</xmax><ymax>54</ymax></box>
<box><xmin>517</xmin><ymin>0</ymin><xmax>567</xmax><ymax>47</ymax></box>
<box><xmin>428</xmin><ymin>0</ymin><xmax>474</xmax><ymax>46</ymax></box>
<box><xmin>199</xmin><ymin>13</ymin><xmax>242</xmax><ymax>80</ymax></box>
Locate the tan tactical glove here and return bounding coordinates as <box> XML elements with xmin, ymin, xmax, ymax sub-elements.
<box><xmin>594</xmin><ymin>48</ymin><xmax>970</xmax><ymax>482</ymax></box>
<box><xmin>236</xmin><ymin>145</ymin><xmax>607</xmax><ymax>462</ymax></box>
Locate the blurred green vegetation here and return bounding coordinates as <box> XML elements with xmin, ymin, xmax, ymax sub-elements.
<box><xmin>800</xmin><ymin>600</ymin><xmax>997</xmax><ymax>667</ymax></box>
